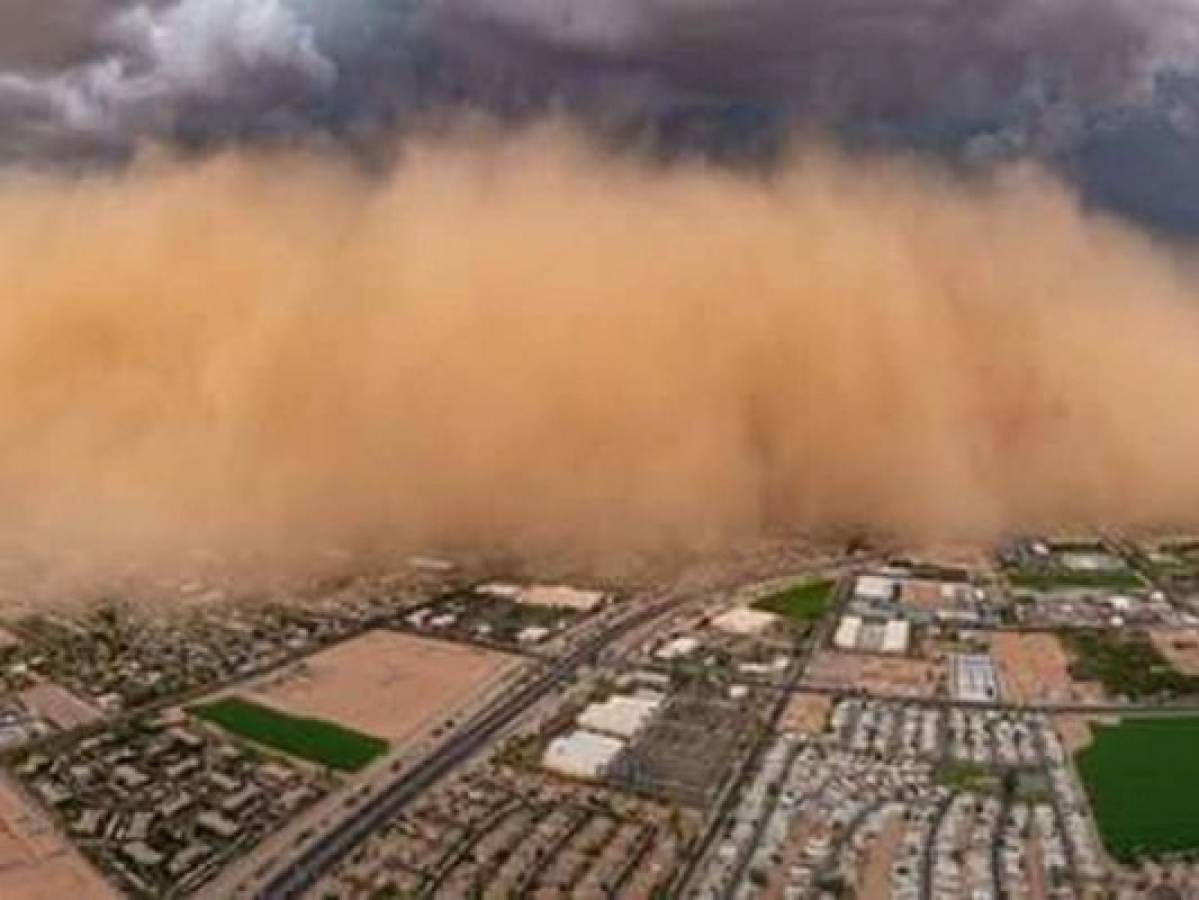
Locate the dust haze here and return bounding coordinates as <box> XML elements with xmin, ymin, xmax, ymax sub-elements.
<box><xmin>2</xmin><ymin>127</ymin><xmax>1199</xmax><ymax>564</ymax></box>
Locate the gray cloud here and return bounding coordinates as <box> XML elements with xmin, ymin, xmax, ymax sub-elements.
<box><xmin>3</xmin><ymin>0</ymin><xmax>1199</xmax><ymax>228</ymax></box>
<box><xmin>0</xmin><ymin>0</ymin><xmax>336</xmax><ymax>161</ymax></box>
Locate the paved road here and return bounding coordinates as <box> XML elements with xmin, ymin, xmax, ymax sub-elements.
<box><xmin>255</xmin><ymin>593</ymin><xmax>689</xmax><ymax>900</ymax></box>
<box><xmin>670</xmin><ymin>577</ymin><xmax>849</xmax><ymax>897</ymax></box>
<box><xmin>724</xmin><ymin>678</ymin><xmax>1199</xmax><ymax>717</ymax></box>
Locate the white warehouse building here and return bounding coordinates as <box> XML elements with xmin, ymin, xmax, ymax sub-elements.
<box><xmin>881</xmin><ymin>619</ymin><xmax>911</xmax><ymax>655</ymax></box>
<box><xmin>834</xmin><ymin>615</ymin><xmax>863</xmax><ymax>650</ymax></box>
<box><xmin>542</xmin><ymin>730</ymin><xmax>626</xmax><ymax>780</ymax></box>
<box><xmin>854</xmin><ymin>575</ymin><xmax>899</xmax><ymax>604</ymax></box>
<box><xmin>577</xmin><ymin>693</ymin><xmax>664</xmax><ymax>739</ymax></box>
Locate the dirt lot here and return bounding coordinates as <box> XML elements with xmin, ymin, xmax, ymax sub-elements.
<box><xmin>18</xmin><ymin>683</ymin><xmax>102</xmax><ymax>730</ymax></box>
<box><xmin>249</xmin><ymin>630</ymin><xmax>519</xmax><ymax>746</ymax></box>
<box><xmin>899</xmin><ymin>579</ymin><xmax>944</xmax><ymax>611</ymax></box>
<box><xmin>992</xmin><ymin>632</ymin><xmax>1101</xmax><ymax>704</ymax></box>
<box><xmin>1150</xmin><ymin>629</ymin><xmax>1199</xmax><ymax>676</ymax></box>
<box><xmin>860</xmin><ymin>811</ymin><xmax>905</xmax><ymax>900</ymax></box>
<box><xmin>0</xmin><ymin>775</ymin><xmax>117</xmax><ymax>900</ymax></box>
<box><xmin>905</xmin><ymin>542</ymin><xmax>994</xmax><ymax>571</ymax></box>
<box><xmin>780</xmin><ymin>693</ymin><xmax>831</xmax><ymax>735</ymax></box>
<box><xmin>1054</xmin><ymin>715</ymin><xmax>1096</xmax><ymax>755</ymax></box>
<box><xmin>803</xmin><ymin>650</ymin><xmax>940</xmax><ymax>698</ymax></box>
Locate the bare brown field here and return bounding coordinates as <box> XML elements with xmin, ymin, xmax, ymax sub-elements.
<box><xmin>900</xmin><ymin>579</ymin><xmax>945</xmax><ymax>611</ymax></box>
<box><xmin>18</xmin><ymin>683</ymin><xmax>102</xmax><ymax>730</ymax></box>
<box><xmin>906</xmin><ymin>543</ymin><xmax>994</xmax><ymax>571</ymax></box>
<box><xmin>248</xmin><ymin>630</ymin><xmax>518</xmax><ymax>746</ymax></box>
<box><xmin>860</xmin><ymin>811</ymin><xmax>905</xmax><ymax>900</ymax></box>
<box><xmin>803</xmin><ymin>650</ymin><xmax>940</xmax><ymax>698</ymax></box>
<box><xmin>780</xmin><ymin>693</ymin><xmax>831</xmax><ymax>735</ymax></box>
<box><xmin>992</xmin><ymin>632</ymin><xmax>1096</xmax><ymax>704</ymax></box>
<box><xmin>1150</xmin><ymin>629</ymin><xmax>1199</xmax><ymax>676</ymax></box>
<box><xmin>1054</xmin><ymin>715</ymin><xmax>1096</xmax><ymax>755</ymax></box>
<box><xmin>0</xmin><ymin>775</ymin><xmax>117</xmax><ymax>900</ymax></box>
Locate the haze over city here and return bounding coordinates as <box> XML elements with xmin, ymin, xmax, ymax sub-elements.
<box><xmin>3</xmin><ymin>130</ymin><xmax>1199</xmax><ymax>563</ymax></box>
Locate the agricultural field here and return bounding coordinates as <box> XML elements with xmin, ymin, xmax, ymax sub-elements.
<box><xmin>190</xmin><ymin>696</ymin><xmax>389</xmax><ymax>773</ymax></box>
<box><xmin>1001</xmin><ymin>538</ymin><xmax>1146</xmax><ymax>593</ymax></box>
<box><xmin>1007</xmin><ymin>569</ymin><xmax>1144</xmax><ymax>592</ymax></box>
<box><xmin>937</xmin><ymin>761</ymin><xmax>1001</xmax><ymax>793</ymax></box>
<box><xmin>247</xmin><ymin>630</ymin><xmax>516</xmax><ymax>749</ymax></box>
<box><xmin>1137</xmin><ymin>539</ymin><xmax>1199</xmax><ymax>575</ymax></box>
<box><xmin>991</xmin><ymin>632</ymin><xmax>1091</xmax><ymax>704</ymax></box>
<box><xmin>1077</xmin><ymin>717</ymin><xmax>1199</xmax><ymax>862</ymax></box>
<box><xmin>752</xmin><ymin>579</ymin><xmax>835</xmax><ymax>624</ymax></box>
<box><xmin>1065</xmin><ymin>630</ymin><xmax>1199</xmax><ymax>701</ymax></box>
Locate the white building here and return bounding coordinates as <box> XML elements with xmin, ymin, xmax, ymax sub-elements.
<box><xmin>655</xmin><ymin>636</ymin><xmax>700</xmax><ymax>661</ymax></box>
<box><xmin>712</xmin><ymin>607</ymin><xmax>779</xmax><ymax>636</ymax></box>
<box><xmin>854</xmin><ymin>575</ymin><xmax>898</xmax><ymax>604</ymax></box>
<box><xmin>521</xmin><ymin>585</ymin><xmax>607</xmax><ymax>611</ymax></box>
<box><xmin>408</xmin><ymin>556</ymin><xmax>455</xmax><ymax>573</ymax></box>
<box><xmin>542</xmin><ymin>730</ymin><xmax>626</xmax><ymax>780</ymax></box>
<box><xmin>577</xmin><ymin>693</ymin><xmax>663</xmax><ymax>739</ymax></box>
<box><xmin>1059</xmin><ymin>550</ymin><xmax>1123</xmax><ymax>572</ymax></box>
<box><xmin>954</xmin><ymin>654</ymin><xmax>1000</xmax><ymax>703</ymax></box>
<box><xmin>881</xmin><ymin>619</ymin><xmax>911</xmax><ymax>655</ymax></box>
<box><xmin>476</xmin><ymin>582</ymin><xmax>523</xmax><ymax>600</ymax></box>
<box><xmin>834</xmin><ymin>615</ymin><xmax>863</xmax><ymax>651</ymax></box>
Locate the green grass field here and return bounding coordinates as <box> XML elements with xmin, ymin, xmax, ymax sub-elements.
<box><xmin>1065</xmin><ymin>630</ymin><xmax>1199</xmax><ymax>701</ymax></box>
<box><xmin>1008</xmin><ymin>569</ymin><xmax>1144</xmax><ymax>592</ymax></box>
<box><xmin>937</xmin><ymin>761</ymin><xmax>1000</xmax><ymax>793</ymax></box>
<box><xmin>753</xmin><ymin>580</ymin><xmax>835</xmax><ymax>623</ymax></box>
<box><xmin>1077</xmin><ymin>717</ymin><xmax>1199</xmax><ymax>862</ymax></box>
<box><xmin>190</xmin><ymin>696</ymin><xmax>389</xmax><ymax>773</ymax></box>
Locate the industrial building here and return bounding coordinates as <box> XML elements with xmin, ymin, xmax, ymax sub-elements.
<box><xmin>881</xmin><ymin>620</ymin><xmax>911</xmax><ymax>655</ymax></box>
<box><xmin>1059</xmin><ymin>550</ymin><xmax>1125</xmax><ymax>572</ymax></box>
<box><xmin>953</xmin><ymin>654</ymin><xmax>1001</xmax><ymax>703</ymax></box>
<box><xmin>541</xmin><ymin>730</ymin><xmax>625</xmax><ymax>780</ymax></box>
<box><xmin>854</xmin><ymin>575</ymin><xmax>900</xmax><ymax>604</ymax></box>
<box><xmin>711</xmin><ymin>607</ymin><xmax>779</xmax><ymax>637</ymax></box>
<box><xmin>834</xmin><ymin>615</ymin><xmax>910</xmax><ymax>655</ymax></box>
<box><xmin>577</xmin><ymin>693</ymin><xmax>664</xmax><ymax>739</ymax></box>
<box><xmin>655</xmin><ymin>636</ymin><xmax>701</xmax><ymax>661</ymax></box>
<box><xmin>475</xmin><ymin>582</ymin><xmax>523</xmax><ymax>600</ymax></box>
<box><xmin>834</xmin><ymin>616</ymin><xmax>863</xmax><ymax>651</ymax></box>
<box><xmin>474</xmin><ymin>583</ymin><xmax>607</xmax><ymax>611</ymax></box>
<box><xmin>519</xmin><ymin>585</ymin><xmax>607</xmax><ymax>611</ymax></box>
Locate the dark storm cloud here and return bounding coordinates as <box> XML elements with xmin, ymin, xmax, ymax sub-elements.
<box><xmin>2</xmin><ymin>0</ymin><xmax>1199</xmax><ymax>226</ymax></box>
<box><xmin>0</xmin><ymin>0</ymin><xmax>127</xmax><ymax>72</ymax></box>
<box><xmin>0</xmin><ymin>0</ymin><xmax>340</xmax><ymax>162</ymax></box>
<box><xmin>440</xmin><ymin>0</ymin><xmax>1198</xmax><ymax>97</ymax></box>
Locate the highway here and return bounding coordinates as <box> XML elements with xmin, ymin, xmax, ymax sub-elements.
<box><xmin>256</xmin><ymin>592</ymin><xmax>688</xmax><ymax>900</ymax></box>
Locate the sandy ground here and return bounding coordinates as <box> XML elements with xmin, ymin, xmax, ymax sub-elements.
<box><xmin>905</xmin><ymin>542</ymin><xmax>995</xmax><ymax>571</ymax></box>
<box><xmin>992</xmin><ymin>632</ymin><xmax>1097</xmax><ymax>704</ymax></box>
<box><xmin>0</xmin><ymin>775</ymin><xmax>117</xmax><ymax>900</ymax></box>
<box><xmin>1054</xmin><ymin>715</ymin><xmax>1096</xmax><ymax>755</ymax></box>
<box><xmin>780</xmin><ymin>693</ymin><xmax>832</xmax><ymax>735</ymax></box>
<box><xmin>1150</xmin><ymin>629</ymin><xmax>1199</xmax><ymax>676</ymax></box>
<box><xmin>1027</xmin><ymin>830</ymin><xmax>1050</xmax><ymax>900</ymax></box>
<box><xmin>18</xmin><ymin>683</ymin><xmax>102</xmax><ymax>730</ymax></box>
<box><xmin>859</xmin><ymin>811</ymin><xmax>905</xmax><ymax>900</ymax></box>
<box><xmin>899</xmin><ymin>579</ymin><xmax>946</xmax><ymax>611</ymax></box>
<box><xmin>803</xmin><ymin>650</ymin><xmax>940</xmax><ymax>698</ymax></box>
<box><xmin>249</xmin><ymin>630</ymin><xmax>517</xmax><ymax>745</ymax></box>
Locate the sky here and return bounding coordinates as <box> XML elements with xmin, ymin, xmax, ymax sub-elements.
<box><xmin>2</xmin><ymin>0</ymin><xmax>1199</xmax><ymax>229</ymax></box>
